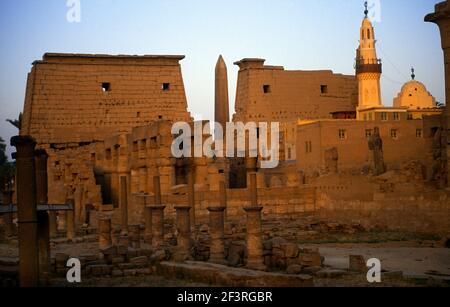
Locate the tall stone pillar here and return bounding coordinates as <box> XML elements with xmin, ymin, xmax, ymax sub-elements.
<box><xmin>150</xmin><ymin>205</ymin><xmax>165</xmax><ymax>249</ymax></box>
<box><xmin>36</xmin><ymin>149</ymin><xmax>56</xmax><ymax>238</ymax></box>
<box><xmin>207</xmin><ymin>206</ymin><xmax>226</xmax><ymax>264</ymax></box>
<box><xmin>66</xmin><ymin>198</ymin><xmax>75</xmax><ymax>241</ymax></box>
<box><xmin>174</xmin><ymin>205</ymin><xmax>191</xmax><ymax>261</ymax></box>
<box><xmin>35</xmin><ymin>150</ymin><xmax>51</xmax><ymax>285</ymax></box>
<box><xmin>11</xmin><ymin>136</ymin><xmax>39</xmax><ymax>287</ymax></box>
<box><xmin>187</xmin><ymin>171</ymin><xmax>196</xmax><ymax>231</ymax></box>
<box><xmin>215</xmin><ymin>55</ymin><xmax>230</xmax><ymax>131</ymax></box>
<box><xmin>98</xmin><ymin>217</ymin><xmax>112</xmax><ymax>250</ymax></box>
<box><xmin>244</xmin><ymin>206</ymin><xmax>265</xmax><ymax>271</ymax></box>
<box><xmin>120</xmin><ymin>176</ymin><xmax>128</xmax><ymax>234</ymax></box>
<box><xmin>2</xmin><ymin>191</ymin><xmax>15</xmax><ymax>237</ymax></box>
<box><xmin>426</xmin><ymin>2</ymin><xmax>450</xmax><ymax>186</ymax></box>
<box><xmin>244</xmin><ymin>172</ymin><xmax>265</xmax><ymax>270</ymax></box>
<box><xmin>37</xmin><ymin>211</ymin><xmax>50</xmax><ymax>285</ymax></box>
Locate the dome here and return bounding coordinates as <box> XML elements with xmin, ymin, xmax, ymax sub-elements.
<box><xmin>393</xmin><ymin>80</ymin><xmax>436</xmax><ymax>109</ymax></box>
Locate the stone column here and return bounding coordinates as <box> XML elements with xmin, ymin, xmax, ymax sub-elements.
<box><xmin>150</xmin><ymin>205</ymin><xmax>165</xmax><ymax>249</ymax></box>
<box><xmin>37</xmin><ymin>211</ymin><xmax>50</xmax><ymax>285</ymax></box>
<box><xmin>98</xmin><ymin>217</ymin><xmax>112</xmax><ymax>250</ymax></box>
<box><xmin>249</xmin><ymin>172</ymin><xmax>258</xmax><ymax>207</ymax></box>
<box><xmin>49</xmin><ymin>212</ymin><xmax>57</xmax><ymax>238</ymax></box>
<box><xmin>120</xmin><ymin>176</ymin><xmax>128</xmax><ymax>235</ymax></box>
<box><xmin>174</xmin><ymin>205</ymin><xmax>191</xmax><ymax>261</ymax></box>
<box><xmin>426</xmin><ymin>2</ymin><xmax>450</xmax><ymax>186</ymax></box>
<box><xmin>66</xmin><ymin>198</ymin><xmax>75</xmax><ymax>241</ymax></box>
<box><xmin>208</xmin><ymin>206</ymin><xmax>226</xmax><ymax>264</ymax></box>
<box><xmin>11</xmin><ymin>135</ymin><xmax>39</xmax><ymax>287</ymax></box>
<box><xmin>244</xmin><ymin>206</ymin><xmax>265</xmax><ymax>271</ymax></box>
<box><xmin>35</xmin><ymin>150</ymin><xmax>51</xmax><ymax>285</ymax></box>
<box><xmin>187</xmin><ymin>171</ymin><xmax>196</xmax><ymax>231</ymax></box>
<box><xmin>219</xmin><ymin>180</ymin><xmax>227</xmax><ymax>220</ymax></box>
<box><xmin>2</xmin><ymin>191</ymin><xmax>15</xmax><ymax>237</ymax></box>
<box><xmin>129</xmin><ymin>224</ymin><xmax>141</xmax><ymax>249</ymax></box>
<box><xmin>35</xmin><ymin>150</ymin><xmax>48</xmax><ymax>206</ymax></box>
<box><xmin>153</xmin><ymin>176</ymin><xmax>162</xmax><ymax>205</ymax></box>
<box><xmin>144</xmin><ymin>196</ymin><xmax>153</xmax><ymax>243</ymax></box>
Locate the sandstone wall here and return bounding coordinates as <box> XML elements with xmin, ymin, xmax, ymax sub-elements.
<box><xmin>233</xmin><ymin>59</ymin><xmax>358</xmax><ymax>123</ymax></box>
<box><xmin>21</xmin><ymin>53</ymin><xmax>192</xmax><ymax>145</ymax></box>
<box><xmin>317</xmin><ymin>191</ymin><xmax>450</xmax><ymax>234</ymax></box>
<box><xmin>296</xmin><ymin>119</ymin><xmax>432</xmax><ymax>176</ymax></box>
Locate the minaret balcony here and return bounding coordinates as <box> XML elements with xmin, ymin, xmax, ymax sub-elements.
<box><xmin>355</xmin><ymin>58</ymin><xmax>382</xmax><ymax>74</ymax></box>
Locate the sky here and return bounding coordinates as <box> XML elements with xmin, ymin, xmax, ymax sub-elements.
<box><xmin>0</xmin><ymin>0</ymin><xmax>446</xmax><ymax>159</ymax></box>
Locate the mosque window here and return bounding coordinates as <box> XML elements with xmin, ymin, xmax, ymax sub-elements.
<box><xmin>391</xmin><ymin>129</ymin><xmax>398</xmax><ymax>139</ymax></box>
<box><xmin>162</xmin><ymin>83</ymin><xmax>170</xmax><ymax>91</ymax></box>
<box><xmin>367</xmin><ymin>29</ymin><xmax>371</xmax><ymax>39</ymax></box>
<box><xmin>416</xmin><ymin>129</ymin><xmax>423</xmax><ymax>138</ymax></box>
<box><xmin>393</xmin><ymin>112</ymin><xmax>400</xmax><ymax>121</ymax></box>
<box><xmin>305</xmin><ymin>141</ymin><xmax>312</xmax><ymax>154</ymax></box>
<box><xmin>102</xmin><ymin>82</ymin><xmax>111</xmax><ymax>92</ymax></box>
<box><xmin>263</xmin><ymin>85</ymin><xmax>271</xmax><ymax>94</ymax></box>
<box><xmin>320</xmin><ymin>85</ymin><xmax>328</xmax><ymax>94</ymax></box>
<box><xmin>339</xmin><ymin>129</ymin><xmax>347</xmax><ymax>140</ymax></box>
<box><xmin>381</xmin><ymin>112</ymin><xmax>388</xmax><ymax>121</ymax></box>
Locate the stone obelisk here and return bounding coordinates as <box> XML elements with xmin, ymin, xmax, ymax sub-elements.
<box><xmin>215</xmin><ymin>55</ymin><xmax>230</xmax><ymax>131</ymax></box>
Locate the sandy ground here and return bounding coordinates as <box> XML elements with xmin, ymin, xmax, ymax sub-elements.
<box><xmin>303</xmin><ymin>243</ymin><xmax>450</xmax><ymax>279</ymax></box>
<box><xmin>1</xmin><ymin>240</ymin><xmax>449</xmax><ymax>287</ymax></box>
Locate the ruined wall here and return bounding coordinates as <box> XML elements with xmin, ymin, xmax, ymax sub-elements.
<box><xmin>232</xmin><ymin>58</ymin><xmax>358</xmax><ymax>123</ymax></box>
<box><xmin>21</xmin><ymin>53</ymin><xmax>192</xmax><ymax>145</ymax></box>
<box><xmin>317</xmin><ymin>192</ymin><xmax>450</xmax><ymax>234</ymax></box>
<box><xmin>296</xmin><ymin>119</ymin><xmax>432</xmax><ymax>176</ymax></box>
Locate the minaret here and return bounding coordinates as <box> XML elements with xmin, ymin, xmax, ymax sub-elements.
<box><xmin>215</xmin><ymin>55</ymin><xmax>230</xmax><ymax>130</ymax></box>
<box><xmin>355</xmin><ymin>2</ymin><xmax>383</xmax><ymax>110</ymax></box>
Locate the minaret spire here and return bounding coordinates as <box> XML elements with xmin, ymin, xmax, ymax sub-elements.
<box><xmin>355</xmin><ymin>1</ymin><xmax>383</xmax><ymax>113</ymax></box>
<box><xmin>411</xmin><ymin>67</ymin><xmax>416</xmax><ymax>80</ymax></box>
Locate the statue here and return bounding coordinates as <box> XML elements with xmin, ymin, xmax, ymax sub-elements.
<box><xmin>368</xmin><ymin>127</ymin><xmax>386</xmax><ymax>176</ymax></box>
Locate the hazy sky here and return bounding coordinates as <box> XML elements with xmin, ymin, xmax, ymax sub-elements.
<box><xmin>0</xmin><ymin>0</ymin><xmax>445</xmax><ymax>158</ymax></box>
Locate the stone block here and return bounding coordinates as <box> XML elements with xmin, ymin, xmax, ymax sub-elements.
<box><xmin>286</xmin><ymin>264</ymin><xmax>303</xmax><ymax>275</ymax></box>
<box><xmin>282</xmin><ymin>243</ymin><xmax>299</xmax><ymax>258</ymax></box>
<box><xmin>349</xmin><ymin>255</ymin><xmax>366</xmax><ymax>273</ymax></box>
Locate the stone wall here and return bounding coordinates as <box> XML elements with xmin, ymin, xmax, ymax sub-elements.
<box><xmin>21</xmin><ymin>53</ymin><xmax>192</xmax><ymax>145</ymax></box>
<box><xmin>233</xmin><ymin>58</ymin><xmax>358</xmax><ymax>123</ymax></box>
<box><xmin>296</xmin><ymin>118</ymin><xmax>436</xmax><ymax>177</ymax></box>
<box><xmin>316</xmin><ymin>192</ymin><xmax>450</xmax><ymax>234</ymax></box>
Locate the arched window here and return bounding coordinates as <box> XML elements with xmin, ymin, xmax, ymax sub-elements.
<box><xmin>367</xmin><ymin>29</ymin><xmax>371</xmax><ymax>39</ymax></box>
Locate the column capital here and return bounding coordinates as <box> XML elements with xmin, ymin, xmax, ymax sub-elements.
<box><xmin>243</xmin><ymin>206</ymin><xmax>263</xmax><ymax>213</ymax></box>
<box><xmin>207</xmin><ymin>206</ymin><xmax>226</xmax><ymax>212</ymax></box>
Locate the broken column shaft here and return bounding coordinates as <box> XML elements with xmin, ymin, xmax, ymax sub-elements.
<box><xmin>98</xmin><ymin>217</ymin><xmax>112</xmax><ymax>250</ymax></box>
<box><xmin>244</xmin><ymin>173</ymin><xmax>265</xmax><ymax>271</ymax></box>
<box><xmin>120</xmin><ymin>176</ymin><xmax>128</xmax><ymax>234</ymax></box>
<box><xmin>35</xmin><ymin>150</ymin><xmax>51</xmax><ymax>285</ymax></box>
<box><xmin>175</xmin><ymin>205</ymin><xmax>191</xmax><ymax>261</ymax></box>
<box><xmin>208</xmin><ymin>206</ymin><xmax>226</xmax><ymax>264</ymax></box>
<box><xmin>11</xmin><ymin>135</ymin><xmax>39</xmax><ymax>287</ymax></box>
